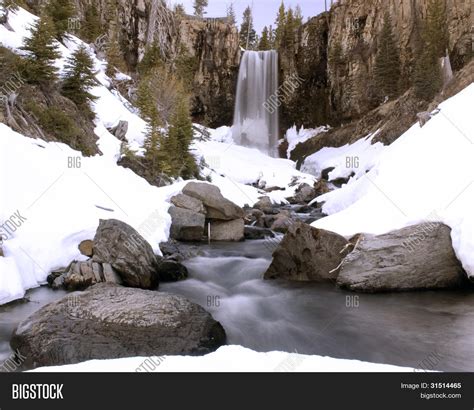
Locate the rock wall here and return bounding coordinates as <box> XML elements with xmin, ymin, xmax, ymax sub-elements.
<box><xmin>282</xmin><ymin>0</ymin><xmax>472</xmax><ymax>128</ymax></box>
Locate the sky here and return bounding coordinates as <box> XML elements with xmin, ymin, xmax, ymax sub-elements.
<box><xmin>169</xmin><ymin>0</ymin><xmax>328</xmax><ymax>33</ymax></box>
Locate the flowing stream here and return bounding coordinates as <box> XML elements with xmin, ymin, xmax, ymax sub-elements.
<box><xmin>2</xmin><ymin>238</ymin><xmax>474</xmax><ymax>371</ymax></box>
<box><xmin>232</xmin><ymin>50</ymin><xmax>279</xmax><ymax>156</ymax></box>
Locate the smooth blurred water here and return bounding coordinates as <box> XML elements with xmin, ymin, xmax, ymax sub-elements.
<box><xmin>162</xmin><ymin>240</ymin><xmax>474</xmax><ymax>372</ymax></box>
<box><xmin>2</xmin><ymin>239</ymin><xmax>474</xmax><ymax>371</ymax></box>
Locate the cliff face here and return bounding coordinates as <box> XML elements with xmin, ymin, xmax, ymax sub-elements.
<box><xmin>281</xmin><ymin>0</ymin><xmax>472</xmax><ymax>128</ymax></box>
<box><xmin>43</xmin><ymin>0</ymin><xmax>240</xmax><ymax>127</ymax></box>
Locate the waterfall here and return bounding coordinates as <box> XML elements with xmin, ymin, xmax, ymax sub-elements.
<box><xmin>232</xmin><ymin>51</ymin><xmax>279</xmax><ymax>157</ymax></box>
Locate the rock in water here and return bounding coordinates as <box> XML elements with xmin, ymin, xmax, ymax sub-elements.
<box><xmin>209</xmin><ymin>219</ymin><xmax>245</xmax><ymax>241</ymax></box>
<box><xmin>182</xmin><ymin>182</ymin><xmax>244</xmax><ymax>220</ymax></box>
<box><xmin>11</xmin><ymin>284</ymin><xmax>226</xmax><ymax>368</ymax></box>
<box><xmin>264</xmin><ymin>222</ymin><xmax>349</xmax><ymax>281</ymax></box>
<box><xmin>337</xmin><ymin>223</ymin><xmax>467</xmax><ymax>292</ymax></box>
<box><xmin>92</xmin><ymin>219</ymin><xmax>159</xmax><ymax>289</ymax></box>
<box><xmin>168</xmin><ymin>206</ymin><xmax>205</xmax><ymax>241</ymax></box>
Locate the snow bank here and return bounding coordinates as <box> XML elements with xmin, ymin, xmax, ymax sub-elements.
<box><xmin>285</xmin><ymin>125</ymin><xmax>328</xmax><ymax>158</ymax></box>
<box><xmin>193</xmin><ymin>127</ymin><xmax>316</xmax><ymax>205</ymax></box>
<box><xmin>313</xmin><ymin>84</ymin><xmax>474</xmax><ymax>278</ymax></box>
<box><xmin>0</xmin><ymin>125</ymin><xmax>172</xmax><ymax>305</ymax></box>
<box><xmin>31</xmin><ymin>345</ymin><xmax>414</xmax><ymax>372</ymax></box>
<box><xmin>302</xmin><ymin>132</ymin><xmax>386</xmax><ymax>181</ymax></box>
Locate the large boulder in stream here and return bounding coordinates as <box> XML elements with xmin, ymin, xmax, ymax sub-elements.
<box><xmin>264</xmin><ymin>222</ymin><xmax>350</xmax><ymax>281</ymax></box>
<box><xmin>11</xmin><ymin>284</ymin><xmax>226</xmax><ymax>368</ymax></box>
<box><xmin>92</xmin><ymin>219</ymin><xmax>159</xmax><ymax>289</ymax></box>
<box><xmin>168</xmin><ymin>206</ymin><xmax>205</xmax><ymax>242</ymax></box>
<box><xmin>183</xmin><ymin>182</ymin><xmax>244</xmax><ymax>220</ymax></box>
<box><xmin>337</xmin><ymin>223</ymin><xmax>468</xmax><ymax>292</ymax></box>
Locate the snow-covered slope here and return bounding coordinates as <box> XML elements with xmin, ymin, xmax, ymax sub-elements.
<box><xmin>0</xmin><ymin>6</ymin><xmax>316</xmax><ymax>304</ymax></box>
<box><xmin>31</xmin><ymin>345</ymin><xmax>416</xmax><ymax>372</ymax></box>
<box><xmin>313</xmin><ymin>84</ymin><xmax>474</xmax><ymax>278</ymax></box>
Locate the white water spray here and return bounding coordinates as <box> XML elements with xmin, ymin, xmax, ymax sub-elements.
<box><xmin>232</xmin><ymin>50</ymin><xmax>279</xmax><ymax>156</ymax></box>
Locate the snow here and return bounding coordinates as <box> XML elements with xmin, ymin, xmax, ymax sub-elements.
<box><xmin>285</xmin><ymin>125</ymin><xmax>328</xmax><ymax>158</ymax></box>
<box><xmin>302</xmin><ymin>132</ymin><xmax>386</xmax><ymax>181</ymax></box>
<box><xmin>313</xmin><ymin>84</ymin><xmax>474</xmax><ymax>279</ymax></box>
<box><xmin>31</xmin><ymin>345</ymin><xmax>415</xmax><ymax>372</ymax></box>
<box><xmin>193</xmin><ymin>127</ymin><xmax>316</xmax><ymax>205</ymax></box>
<box><xmin>0</xmin><ymin>124</ymin><xmax>172</xmax><ymax>305</ymax></box>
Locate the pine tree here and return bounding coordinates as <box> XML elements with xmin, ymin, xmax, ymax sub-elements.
<box><xmin>274</xmin><ymin>1</ymin><xmax>286</xmax><ymax>49</ymax></box>
<box><xmin>425</xmin><ymin>0</ymin><xmax>448</xmax><ymax>58</ymax></box>
<box><xmin>61</xmin><ymin>45</ymin><xmax>97</xmax><ymax>111</ymax></box>
<box><xmin>268</xmin><ymin>25</ymin><xmax>276</xmax><ymax>48</ymax></box>
<box><xmin>294</xmin><ymin>4</ymin><xmax>303</xmax><ymax>28</ymax></box>
<box><xmin>21</xmin><ymin>13</ymin><xmax>60</xmax><ymax>84</ymax></box>
<box><xmin>174</xmin><ymin>3</ymin><xmax>186</xmax><ymax>19</ymax></box>
<box><xmin>105</xmin><ymin>23</ymin><xmax>126</xmax><ymax>76</ymax></box>
<box><xmin>47</xmin><ymin>0</ymin><xmax>75</xmax><ymax>40</ymax></box>
<box><xmin>284</xmin><ymin>7</ymin><xmax>296</xmax><ymax>53</ymax></box>
<box><xmin>226</xmin><ymin>2</ymin><xmax>236</xmax><ymax>26</ymax></box>
<box><xmin>413</xmin><ymin>0</ymin><xmax>446</xmax><ymax>100</ymax></box>
<box><xmin>259</xmin><ymin>26</ymin><xmax>271</xmax><ymax>50</ymax></box>
<box><xmin>239</xmin><ymin>6</ymin><xmax>256</xmax><ymax>49</ymax></box>
<box><xmin>80</xmin><ymin>3</ymin><xmax>102</xmax><ymax>43</ymax></box>
<box><xmin>167</xmin><ymin>91</ymin><xmax>197</xmax><ymax>179</ymax></box>
<box><xmin>193</xmin><ymin>0</ymin><xmax>208</xmax><ymax>18</ymax></box>
<box><xmin>138</xmin><ymin>42</ymin><xmax>163</xmax><ymax>76</ymax></box>
<box><xmin>374</xmin><ymin>12</ymin><xmax>401</xmax><ymax>99</ymax></box>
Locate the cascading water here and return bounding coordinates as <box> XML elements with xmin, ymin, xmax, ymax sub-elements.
<box><xmin>232</xmin><ymin>50</ymin><xmax>279</xmax><ymax>157</ymax></box>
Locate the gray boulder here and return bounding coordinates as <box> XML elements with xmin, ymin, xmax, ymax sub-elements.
<box><xmin>337</xmin><ymin>223</ymin><xmax>467</xmax><ymax>292</ymax></box>
<box><xmin>264</xmin><ymin>222</ymin><xmax>350</xmax><ymax>281</ymax></box>
<box><xmin>183</xmin><ymin>182</ymin><xmax>244</xmax><ymax>220</ymax></box>
<box><xmin>92</xmin><ymin>219</ymin><xmax>159</xmax><ymax>289</ymax></box>
<box><xmin>156</xmin><ymin>258</ymin><xmax>188</xmax><ymax>282</ymax></box>
<box><xmin>11</xmin><ymin>284</ymin><xmax>226</xmax><ymax>368</ymax></box>
<box><xmin>171</xmin><ymin>193</ymin><xmax>205</xmax><ymax>214</ymax></box>
<box><xmin>254</xmin><ymin>196</ymin><xmax>274</xmax><ymax>214</ymax></box>
<box><xmin>209</xmin><ymin>219</ymin><xmax>244</xmax><ymax>242</ymax></box>
<box><xmin>168</xmin><ymin>206</ymin><xmax>205</xmax><ymax>241</ymax></box>
<box><xmin>291</xmin><ymin>183</ymin><xmax>316</xmax><ymax>204</ymax></box>
<box><xmin>270</xmin><ymin>211</ymin><xmax>295</xmax><ymax>233</ymax></box>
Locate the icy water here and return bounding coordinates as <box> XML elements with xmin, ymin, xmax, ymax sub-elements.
<box><xmin>1</xmin><ymin>240</ymin><xmax>474</xmax><ymax>371</ymax></box>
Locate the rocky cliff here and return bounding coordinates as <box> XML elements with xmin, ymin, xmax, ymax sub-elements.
<box><xmin>31</xmin><ymin>0</ymin><xmax>241</xmax><ymax>127</ymax></box>
<box><xmin>281</xmin><ymin>0</ymin><xmax>472</xmax><ymax>129</ymax></box>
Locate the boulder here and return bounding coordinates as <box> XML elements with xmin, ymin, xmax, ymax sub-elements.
<box><xmin>337</xmin><ymin>223</ymin><xmax>467</xmax><ymax>292</ymax></box>
<box><xmin>244</xmin><ymin>208</ymin><xmax>265</xmax><ymax>227</ymax></box>
<box><xmin>291</xmin><ymin>183</ymin><xmax>316</xmax><ymax>204</ymax></box>
<box><xmin>244</xmin><ymin>226</ymin><xmax>275</xmax><ymax>240</ymax></box>
<box><xmin>156</xmin><ymin>258</ymin><xmax>188</xmax><ymax>282</ymax></box>
<box><xmin>182</xmin><ymin>182</ymin><xmax>244</xmax><ymax>220</ymax></box>
<box><xmin>270</xmin><ymin>211</ymin><xmax>294</xmax><ymax>233</ymax></box>
<box><xmin>159</xmin><ymin>240</ymin><xmax>201</xmax><ymax>262</ymax></box>
<box><xmin>78</xmin><ymin>240</ymin><xmax>94</xmax><ymax>257</ymax></box>
<box><xmin>321</xmin><ymin>167</ymin><xmax>335</xmax><ymax>181</ymax></box>
<box><xmin>10</xmin><ymin>284</ymin><xmax>226</xmax><ymax>368</ymax></box>
<box><xmin>111</xmin><ymin>120</ymin><xmax>128</xmax><ymax>141</ymax></box>
<box><xmin>168</xmin><ymin>206</ymin><xmax>205</xmax><ymax>242</ymax></box>
<box><xmin>264</xmin><ymin>222</ymin><xmax>350</xmax><ymax>281</ymax></box>
<box><xmin>171</xmin><ymin>193</ymin><xmax>205</xmax><ymax>214</ymax></box>
<box><xmin>92</xmin><ymin>219</ymin><xmax>159</xmax><ymax>289</ymax></box>
<box><xmin>254</xmin><ymin>196</ymin><xmax>274</xmax><ymax>214</ymax></box>
<box><xmin>209</xmin><ymin>219</ymin><xmax>244</xmax><ymax>242</ymax></box>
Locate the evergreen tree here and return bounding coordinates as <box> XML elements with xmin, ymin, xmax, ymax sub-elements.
<box><xmin>268</xmin><ymin>25</ymin><xmax>276</xmax><ymax>48</ymax></box>
<box><xmin>47</xmin><ymin>0</ymin><xmax>75</xmax><ymax>40</ymax></box>
<box><xmin>274</xmin><ymin>1</ymin><xmax>286</xmax><ymax>49</ymax></box>
<box><xmin>413</xmin><ymin>0</ymin><xmax>446</xmax><ymax>100</ymax></box>
<box><xmin>80</xmin><ymin>3</ymin><xmax>102</xmax><ymax>43</ymax></box>
<box><xmin>425</xmin><ymin>0</ymin><xmax>448</xmax><ymax>58</ymax></box>
<box><xmin>283</xmin><ymin>7</ymin><xmax>296</xmax><ymax>52</ymax></box>
<box><xmin>174</xmin><ymin>3</ymin><xmax>186</xmax><ymax>19</ymax></box>
<box><xmin>226</xmin><ymin>2</ymin><xmax>236</xmax><ymax>26</ymax></box>
<box><xmin>61</xmin><ymin>45</ymin><xmax>97</xmax><ymax>111</ymax></box>
<box><xmin>167</xmin><ymin>91</ymin><xmax>197</xmax><ymax>179</ymax></box>
<box><xmin>138</xmin><ymin>42</ymin><xmax>163</xmax><ymax>76</ymax></box>
<box><xmin>374</xmin><ymin>12</ymin><xmax>401</xmax><ymax>99</ymax></box>
<box><xmin>21</xmin><ymin>13</ymin><xmax>60</xmax><ymax>84</ymax></box>
<box><xmin>105</xmin><ymin>23</ymin><xmax>126</xmax><ymax>76</ymax></box>
<box><xmin>259</xmin><ymin>26</ymin><xmax>271</xmax><ymax>50</ymax></box>
<box><xmin>239</xmin><ymin>6</ymin><xmax>256</xmax><ymax>49</ymax></box>
<box><xmin>193</xmin><ymin>0</ymin><xmax>208</xmax><ymax>18</ymax></box>
<box><xmin>294</xmin><ymin>4</ymin><xmax>303</xmax><ymax>27</ymax></box>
